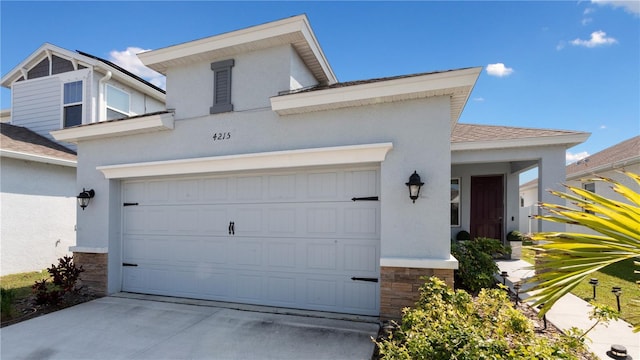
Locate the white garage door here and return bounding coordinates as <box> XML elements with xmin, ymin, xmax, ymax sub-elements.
<box><xmin>121</xmin><ymin>166</ymin><xmax>380</xmax><ymax>316</ymax></box>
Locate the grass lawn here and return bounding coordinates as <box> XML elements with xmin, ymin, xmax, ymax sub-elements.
<box><xmin>521</xmin><ymin>246</ymin><xmax>639</xmax><ymax>324</ymax></box>
<box><xmin>1</xmin><ymin>270</ymin><xmax>49</xmax><ymax>320</ymax></box>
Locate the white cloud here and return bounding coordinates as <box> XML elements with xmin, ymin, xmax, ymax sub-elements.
<box><xmin>566</xmin><ymin>151</ymin><xmax>590</xmax><ymax>164</ymax></box>
<box><xmin>571</xmin><ymin>30</ymin><xmax>618</xmax><ymax>47</ymax></box>
<box><xmin>584</xmin><ymin>7</ymin><xmax>596</xmax><ymax>15</ymax></box>
<box><xmin>556</xmin><ymin>41</ymin><xmax>567</xmax><ymax>51</ymax></box>
<box><xmin>582</xmin><ymin>17</ymin><xmax>593</xmax><ymax>25</ymax></box>
<box><xmin>486</xmin><ymin>63</ymin><xmax>514</xmax><ymax>77</ymax></box>
<box><xmin>591</xmin><ymin>0</ymin><xmax>640</xmax><ymax>15</ymax></box>
<box><xmin>600</xmin><ymin>124</ymin><xmax>607</xmax><ymax>129</ymax></box>
<box><xmin>108</xmin><ymin>47</ymin><xmax>166</xmax><ymax>89</ymax></box>
<box><xmin>473</xmin><ymin>97</ymin><xmax>485</xmax><ymax>102</ymax></box>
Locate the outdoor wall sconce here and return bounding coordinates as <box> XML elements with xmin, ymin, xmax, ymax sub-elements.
<box><xmin>77</xmin><ymin>188</ymin><xmax>95</xmax><ymax>211</ymax></box>
<box><xmin>588</xmin><ymin>278</ymin><xmax>599</xmax><ymax>300</ymax></box>
<box><xmin>405</xmin><ymin>171</ymin><xmax>424</xmax><ymax>203</ymax></box>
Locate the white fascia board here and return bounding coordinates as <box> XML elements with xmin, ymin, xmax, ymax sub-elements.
<box><xmin>1</xmin><ymin>43</ymin><xmax>98</xmax><ymax>87</ymax></box>
<box><xmin>451</xmin><ymin>133</ymin><xmax>591</xmax><ymax>151</ymax></box>
<box><xmin>380</xmin><ymin>255</ymin><xmax>459</xmax><ymax>270</ymax></box>
<box><xmin>271</xmin><ymin>67</ymin><xmax>481</xmax><ymax>115</ymax></box>
<box><xmin>98</xmin><ymin>142</ymin><xmax>393</xmax><ymax>179</ymax></box>
<box><xmin>0</xmin><ymin>149</ymin><xmax>77</xmax><ymax>167</ymax></box>
<box><xmin>51</xmin><ymin>112</ymin><xmax>174</xmax><ymax>144</ymax></box>
<box><xmin>138</xmin><ymin>15</ymin><xmax>335</xmax><ymax>84</ymax></box>
<box><xmin>567</xmin><ymin>156</ymin><xmax>640</xmax><ymax>181</ymax></box>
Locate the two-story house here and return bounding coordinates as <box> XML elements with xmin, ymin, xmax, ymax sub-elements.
<box><xmin>0</xmin><ymin>44</ymin><xmax>165</xmax><ymax>275</ymax></box>
<box><xmin>49</xmin><ymin>15</ymin><xmax>588</xmax><ymax>320</ymax></box>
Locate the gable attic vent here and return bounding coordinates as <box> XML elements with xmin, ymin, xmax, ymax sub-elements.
<box><xmin>210</xmin><ymin>59</ymin><xmax>234</xmax><ymax>114</ymax></box>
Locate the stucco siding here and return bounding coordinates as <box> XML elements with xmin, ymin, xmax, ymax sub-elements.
<box><xmin>75</xmin><ymin>94</ymin><xmax>454</xmax><ymax>293</ymax></box>
<box><xmin>0</xmin><ymin>157</ymin><xmax>76</xmax><ymax>275</ymax></box>
<box><xmin>289</xmin><ymin>46</ymin><xmax>318</xmax><ymax>90</ymax></box>
<box><xmin>166</xmin><ymin>45</ymin><xmax>292</xmax><ymax>119</ymax></box>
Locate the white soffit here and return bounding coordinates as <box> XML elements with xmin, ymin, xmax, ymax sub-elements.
<box><xmin>138</xmin><ymin>15</ymin><xmax>336</xmax><ymax>85</ymax></box>
<box><xmin>451</xmin><ymin>133</ymin><xmax>591</xmax><ymax>151</ymax></box>
<box><xmin>270</xmin><ymin>67</ymin><xmax>482</xmax><ymax>125</ymax></box>
<box><xmin>51</xmin><ymin>112</ymin><xmax>175</xmax><ymax>144</ymax></box>
<box><xmin>98</xmin><ymin>142</ymin><xmax>393</xmax><ymax>179</ymax></box>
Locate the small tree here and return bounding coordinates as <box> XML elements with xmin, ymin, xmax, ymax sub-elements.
<box><xmin>525</xmin><ymin>171</ymin><xmax>640</xmax><ymax>332</ymax></box>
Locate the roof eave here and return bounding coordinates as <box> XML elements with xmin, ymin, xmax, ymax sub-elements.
<box><xmin>270</xmin><ymin>67</ymin><xmax>482</xmax><ymax>125</ymax></box>
<box><xmin>567</xmin><ymin>156</ymin><xmax>640</xmax><ymax>180</ymax></box>
<box><xmin>451</xmin><ymin>132</ymin><xmax>591</xmax><ymax>151</ymax></box>
<box><xmin>51</xmin><ymin>111</ymin><xmax>175</xmax><ymax>144</ymax></box>
<box><xmin>138</xmin><ymin>15</ymin><xmax>336</xmax><ymax>85</ymax></box>
<box><xmin>0</xmin><ymin>149</ymin><xmax>77</xmax><ymax>167</ymax></box>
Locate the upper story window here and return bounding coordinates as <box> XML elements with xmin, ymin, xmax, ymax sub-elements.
<box><xmin>210</xmin><ymin>59</ymin><xmax>234</xmax><ymax>114</ymax></box>
<box><xmin>63</xmin><ymin>80</ymin><xmax>83</xmax><ymax>127</ymax></box>
<box><xmin>106</xmin><ymin>84</ymin><xmax>130</xmax><ymax>120</ymax></box>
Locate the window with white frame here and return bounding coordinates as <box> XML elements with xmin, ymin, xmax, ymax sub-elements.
<box><xmin>63</xmin><ymin>81</ymin><xmax>83</xmax><ymax>127</ymax></box>
<box><xmin>451</xmin><ymin>178</ymin><xmax>461</xmax><ymax>226</ymax></box>
<box><xmin>106</xmin><ymin>84</ymin><xmax>130</xmax><ymax>120</ymax></box>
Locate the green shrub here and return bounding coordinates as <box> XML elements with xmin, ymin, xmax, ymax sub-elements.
<box><xmin>507</xmin><ymin>230</ymin><xmax>524</xmax><ymax>241</ymax></box>
<box><xmin>456</xmin><ymin>230</ymin><xmax>471</xmax><ymax>241</ymax></box>
<box><xmin>376</xmin><ymin>277</ymin><xmax>584</xmax><ymax>360</ymax></box>
<box><xmin>1</xmin><ymin>288</ymin><xmax>16</xmax><ymax>318</ymax></box>
<box><xmin>32</xmin><ymin>256</ymin><xmax>84</xmax><ymax>306</ymax></box>
<box><xmin>451</xmin><ymin>237</ymin><xmax>510</xmax><ymax>293</ymax></box>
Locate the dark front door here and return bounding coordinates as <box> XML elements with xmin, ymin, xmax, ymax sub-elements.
<box><xmin>470</xmin><ymin>175</ymin><xmax>504</xmax><ymax>241</ymax></box>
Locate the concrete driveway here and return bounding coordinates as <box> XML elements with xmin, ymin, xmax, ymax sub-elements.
<box><xmin>0</xmin><ymin>295</ymin><xmax>379</xmax><ymax>360</ymax></box>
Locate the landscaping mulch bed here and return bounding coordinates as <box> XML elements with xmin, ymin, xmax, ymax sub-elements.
<box><xmin>1</xmin><ymin>290</ymin><xmax>99</xmax><ymax>328</ymax></box>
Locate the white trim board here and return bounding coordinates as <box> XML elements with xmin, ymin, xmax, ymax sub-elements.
<box><xmin>380</xmin><ymin>255</ymin><xmax>459</xmax><ymax>269</ymax></box>
<box><xmin>0</xmin><ymin>149</ymin><xmax>77</xmax><ymax>167</ymax></box>
<box><xmin>98</xmin><ymin>142</ymin><xmax>393</xmax><ymax>179</ymax></box>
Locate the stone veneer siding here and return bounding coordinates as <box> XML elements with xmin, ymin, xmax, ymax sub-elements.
<box><xmin>73</xmin><ymin>252</ymin><xmax>108</xmax><ymax>296</ymax></box>
<box><xmin>380</xmin><ymin>266</ymin><xmax>454</xmax><ymax>320</ymax></box>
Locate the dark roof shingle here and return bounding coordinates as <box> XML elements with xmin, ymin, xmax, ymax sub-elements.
<box><xmin>0</xmin><ymin>123</ymin><xmax>76</xmax><ymax>162</ymax></box>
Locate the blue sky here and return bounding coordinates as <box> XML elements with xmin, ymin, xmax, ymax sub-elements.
<box><xmin>1</xmin><ymin>1</ymin><xmax>638</xmax><ymax>182</ymax></box>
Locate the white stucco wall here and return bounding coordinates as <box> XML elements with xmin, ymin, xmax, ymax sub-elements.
<box><xmin>73</xmin><ymin>45</ymin><xmax>455</xmax><ymax>294</ymax></box>
<box><xmin>0</xmin><ymin>157</ymin><xmax>76</xmax><ymax>275</ymax></box>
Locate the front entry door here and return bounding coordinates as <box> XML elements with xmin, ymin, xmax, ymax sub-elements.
<box><xmin>470</xmin><ymin>175</ymin><xmax>504</xmax><ymax>241</ymax></box>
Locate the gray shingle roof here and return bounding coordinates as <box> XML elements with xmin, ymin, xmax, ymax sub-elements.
<box><xmin>452</xmin><ymin>123</ymin><xmax>584</xmax><ymax>143</ymax></box>
<box><xmin>0</xmin><ymin>123</ymin><xmax>76</xmax><ymax>161</ymax></box>
<box><xmin>566</xmin><ymin>135</ymin><xmax>639</xmax><ymax>177</ymax></box>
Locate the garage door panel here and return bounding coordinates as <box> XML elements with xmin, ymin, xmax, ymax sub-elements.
<box><xmin>307</xmin><ymin>172</ymin><xmax>338</xmax><ymax>199</ymax></box>
<box><xmin>266</xmin><ymin>242</ymin><xmax>297</xmax><ymax>268</ymax></box>
<box><xmin>122</xmin><ymin>166</ymin><xmax>380</xmax><ymax>316</ymax></box>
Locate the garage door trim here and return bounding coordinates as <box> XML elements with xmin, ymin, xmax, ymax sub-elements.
<box><xmin>98</xmin><ymin>142</ymin><xmax>393</xmax><ymax>179</ymax></box>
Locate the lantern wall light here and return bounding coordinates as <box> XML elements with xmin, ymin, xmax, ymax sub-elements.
<box><xmin>405</xmin><ymin>171</ymin><xmax>424</xmax><ymax>203</ymax></box>
<box><xmin>77</xmin><ymin>188</ymin><xmax>95</xmax><ymax>210</ymax></box>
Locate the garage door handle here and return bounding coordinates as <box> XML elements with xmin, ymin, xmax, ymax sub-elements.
<box><xmin>351</xmin><ymin>277</ymin><xmax>378</xmax><ymax>283</ymax></box>
<box><xmin>123</xmin><ymin>263</ymin><xmax>138</xmax><ymax>267</ymax></box>
<box><xmin>228</xmin><ymin>221</ymin><xmax>235</xmax><ymax>235</ymax></box>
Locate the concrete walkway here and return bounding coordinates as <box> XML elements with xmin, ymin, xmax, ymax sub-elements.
<box><xmin>496</xmin><ymin>259</ymin><xmax>639</xmax><ymax>360</ymax></box>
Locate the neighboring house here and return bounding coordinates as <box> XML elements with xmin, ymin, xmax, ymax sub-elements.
<box><xmin>0</xmin><ymin>123</ymin><xmax>76</xmax><ymax>275</ymax></box>
<box><xmin>520</xmin><ymin>135</ymin><xmax>640</xmax><ymax>234</ymax></box>
<box><xmin>0</xmin><ymin>44</ymin><xmax>166</xmax><ymax>275</ymax></box>
<box><xmin>1</xmin><ymin>43</ymin><xmax>166</xmax><ymax>151</ymax></box>
<box><xmin>50</xmin><ymin>15</ymin><xmax>588</xmax><ymax>320</ymax></box>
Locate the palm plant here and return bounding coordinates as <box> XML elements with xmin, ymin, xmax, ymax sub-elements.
<box><xmin>525</xmin><ymin>171</ymin><xmax>640</xmax><ymax>332</ymax></box>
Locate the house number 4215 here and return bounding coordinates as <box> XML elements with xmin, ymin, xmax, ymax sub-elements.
<box><xmin>212</xmin><ymin>132</ymin><xmax>231</xmax><ymax>141</ymax></box>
